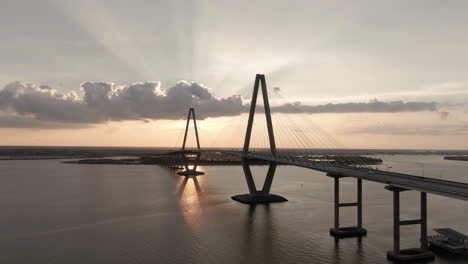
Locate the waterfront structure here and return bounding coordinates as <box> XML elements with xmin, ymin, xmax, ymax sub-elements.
<box><xmin>163</xmin><ymin>74</ymin><xmax>468</xmax><ymax>262</ymax></box>
<box><xmin>428</xmin><ymin>228</ymin><xmax>468</xmax><ymax>256</ymax></box>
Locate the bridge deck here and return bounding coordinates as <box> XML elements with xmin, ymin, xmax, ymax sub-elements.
<box><xmin>230</xmin><ymin>152</ymin><xmax>468</xmax><ymax>201</ymax></box>
<box><xmin>163</xmin><ymin>150</ymin><xmax>468</xmax><ymax>201</ymax></box>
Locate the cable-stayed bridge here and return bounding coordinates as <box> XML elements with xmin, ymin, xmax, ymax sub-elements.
<box><xmin>160</xmin><ymin>74</ymin><xmax>468</xmax><ymax>262</ymax></box>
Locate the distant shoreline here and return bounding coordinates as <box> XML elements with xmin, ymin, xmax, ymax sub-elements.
<box><xmin>62</xmin><ymin>158</ymin><xmax>268</xmax><ymax>166</ymax></box>
<box><xmin>444</xmin><ymin>156</ymin><xmax>468</xmax><ymax>162</ymax></box>
<box><xmin>1</xmin><ymin>146</ymin><xmax>468</xmax><ymax>161</ymax></box>
<box><xmin>62</xmin><ymin>154</ymin><xmax>383</xmax><ymax>166</ymax></box>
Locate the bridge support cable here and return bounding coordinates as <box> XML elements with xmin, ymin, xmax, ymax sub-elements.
<box><xmin>327</xmin><ymin>173</ymin><xmax>367</xmax><ymax>238</ymax></box>
<box><xmin>385</xmin><ymin>186</ymin><xmax>434</xmax><ymax>262</ymax></box>
<box><xmin>232</xmin><ymin>74</ymin><xmax>287</xmax><ymax>204</ymax></box>
<box><xmin>270</xmin><ymin>90</ymin><xmax>372</xmax><ymax>168</ymax></box>
<box><xmin>267</xmin><ymin>92</ymin><xmax>336</xmax><ymax>169</ymax></box>
<box><xmin>209</xmin><ymin>109</ymin><xmax>247</xmax><ymax>152</ymax></box>
<box><xmin>173</xmin><ymin>122</ymin><xmax>186</xmax><ymax>150</ymax></box>
<box><xmin>264</xmin><ymin>89</ymin><xmax>360</xmax><ymax>169</ymax></box>
<box><xmin>267</xmin><ymin>95</ymin><xmax>321</xmax><ymax>162</ymax></box>
<box><xmin>269</xmin><ymin>90</ymin><xmax>340</xmax><ymax>157</ymax></box>
<box><xmin>242</xmin><ymin>85</ymin><xmax>333</xmax><ymax>169</ymax></box>
<box><xmin>272</xmin><ymin>90</ymin><xmax>369</xmax><ymax>167</ymax></box>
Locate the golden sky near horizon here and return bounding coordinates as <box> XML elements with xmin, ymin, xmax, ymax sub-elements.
<box><xmin>2</xmin><ymin>111</ymin><xmax>467</xmax><ymax>150</ymax></box>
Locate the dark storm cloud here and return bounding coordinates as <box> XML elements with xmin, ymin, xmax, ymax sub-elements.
<box><xmin>0</xmin><ymin>81</ymin><xmax>441</xmax><ymax>128</ymax></box>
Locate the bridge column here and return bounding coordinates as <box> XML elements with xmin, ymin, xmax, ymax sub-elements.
<box><xmin>385</xmin><ymin>186</ymin><xmax>434</xmax><ymax>263</ymax></box>
<box><xmin>420</xmin><ymin>192</ymin><xmax>428</xmax><ymax>250</ymax></box>
<box><xmin>232</xmin><ymin>74</ymin><xmax>287</xmax><ymax>204</ymax></box>
<box><xmin>358</xmin><ymin>178</ymin><xmax>363</xmax><ymax>230</ymax></box>
<box><xmin>232</xmin><ymin>159</ymin><xmax>287</xmax><ymax>204</ymax></box>
<box><xmin>176</xmin><ymin>108</ymin><xmax>205</xmax><ymax>177</ymax></box>
<box><xmin>241</xmin><ymin>157</ymin><xmax>258</xmax><ymax>195</ymax></box>
<box><xmin>328</xmin><ymin>173</ymin><xmax>367</xmax><ymax>238</ymax></box>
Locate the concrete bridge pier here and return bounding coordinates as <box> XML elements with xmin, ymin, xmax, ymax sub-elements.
<box><xmin>385</xmin><ymin>186</ymin><xmax>434</xmax><ymax>263</ymax></box>
<box><xmin>327</xmin><ymin>173</ymin><xmax>367</xmax><ymax>238</ymax></box>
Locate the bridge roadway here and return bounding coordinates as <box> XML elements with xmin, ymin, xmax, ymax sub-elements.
<box><xmin>167</xmin><ymin>149</ymin><xmax>468</xmax><ymax>201</ymax></box>
<box><xmin>234</xmin><ymin>152</ymin><xmax>468</xmax><ymax>201</ymax></box>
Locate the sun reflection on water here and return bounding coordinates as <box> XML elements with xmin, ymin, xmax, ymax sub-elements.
<box><xmin>176</xmin><ymin>174</ymin><xmax>204</xmax><ymax>232</ymax></box>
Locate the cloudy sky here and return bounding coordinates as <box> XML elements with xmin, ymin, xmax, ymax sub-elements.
<box><xmin>1</xmin><ymin>0</ymin><xmax>468</xmax><ymax>149</ymax></box>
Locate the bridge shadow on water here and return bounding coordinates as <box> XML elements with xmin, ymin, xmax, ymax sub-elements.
<box><xmin>333</xmin><ymin>235</ymin><xmax>364</xmax><ymax>264</ymax></box>
<box><xmin>239</xmin><ymin>198</ymin><xmax>373</xmax><ymax>264</ymax></box>
<box><xmin>242</xmin><ymin>204</ymin><xmax>276</xmax><ymax>264</ymax></box>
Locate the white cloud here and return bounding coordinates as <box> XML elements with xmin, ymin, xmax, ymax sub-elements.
<box><xmin>0</xmin><ymin>81</ymin><xmax>447</xmax><ymax>128</ymax></box>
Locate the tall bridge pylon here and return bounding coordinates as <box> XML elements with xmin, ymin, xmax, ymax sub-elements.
<box><xmin>231</xmin><ymin>74</ymin><xmax>287</xmax><ymax>204</ymax></box>
<box><xmin>182</xmin><ymin>107</ymin><xmax>200</xmax><ymax>151</ymax></box>
<box><xmin>176</xmin><ymin>107</ymin><xmax>204</xmax><ymax>176</ymax></box>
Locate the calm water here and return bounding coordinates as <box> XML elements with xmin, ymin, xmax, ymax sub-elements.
<box><xmin>0</xmin><ymin>155</ymin><xmax>467</xmax><ymax>263</ymax></box>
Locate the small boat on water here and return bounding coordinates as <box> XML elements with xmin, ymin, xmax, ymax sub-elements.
<box><xmin>427</xmin><ymin>228</ymin><xmax>468</xmax><ymax>256</ymax></box>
